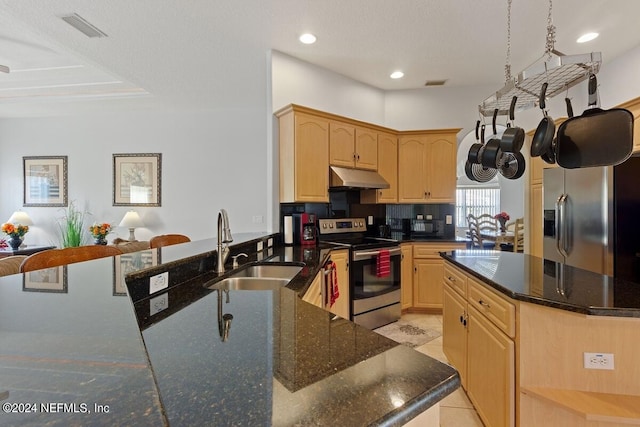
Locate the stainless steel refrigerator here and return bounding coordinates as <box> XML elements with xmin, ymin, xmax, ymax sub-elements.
<box><xmin>543</xmin><ymin>156</ymin><xmax>640</xmax><ymax>281</ymax></box>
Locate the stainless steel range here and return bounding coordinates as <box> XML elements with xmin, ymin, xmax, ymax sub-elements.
<box><xmin>318</xmin><ymin>218</ymin><xmax>401</xmax><ymax>329</ymax></box>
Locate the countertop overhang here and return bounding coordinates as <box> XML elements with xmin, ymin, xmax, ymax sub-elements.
<box><xmin>441</xmin><ymin>250</ymin><xmax>640</xmax><ymax>317</ymax></box>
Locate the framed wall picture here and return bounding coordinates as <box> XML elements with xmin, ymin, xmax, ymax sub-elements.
<box><xmin>113</xmin><ymin>153</ymin><xmax>162</xmax><ymax>206</ymax></box>
<box><xmin>113</xmin><ymin>249</ymin><xmax>160</xmax><ymax>296</ymax></box>
<box><xmin>23</xmin><ymin>266</ymin><xmax>68</xmax><ymax>293</ymax></box>
<box><xmin>23</xmin><ymin>156</ymin><xmax>68</xmax><ymax>207</ymax></box>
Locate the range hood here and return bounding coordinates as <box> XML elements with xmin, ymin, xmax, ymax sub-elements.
<box><xmin>329</xmin><ymin>166</ymin><xmax>390</xmax><ymax>190</ymax></box>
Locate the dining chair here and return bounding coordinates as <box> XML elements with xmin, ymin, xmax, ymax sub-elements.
<box><xmin>0</xmin><ymin>255</ymin><xmax>29</xmax><ymax>277</ymax></box>
<box><xmin>466</xmin><ymin>214</ymin><xmax>496</xmax><ymax>249</ymax></box>
<box><xmin>149</xmin><ymin>234</ymin><xmax>191</xmax><ymax>249</ymax></box>
<box><xmin>20</xmin><ymin>246</ymin><xmax>123</xmax><ymax>273</ymax></box>
<box><xmin>507</xmin><ymin>218</ymin><xmax>525</xmax><ymax>252</ymax></box>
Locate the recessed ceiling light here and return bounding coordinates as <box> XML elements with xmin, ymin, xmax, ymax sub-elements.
<box><xmin>390</xmin><ymin>71</ymin><xmax>404</xmax><ymax>79</ymax></box>
<box><xmin>577</xmin><ymin>32</ymin><xmax>599</xmax><ymax>43</ymax></box>
<box><xmin>299</xmin><ymin>33</ymin><xmax>317</xmax><ymax>44</ymax></box>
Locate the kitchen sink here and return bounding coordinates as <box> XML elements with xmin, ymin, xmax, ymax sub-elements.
<box><xmin>227</xmin><ymin>264</ymin><xmax>302</xmax><ymax>280</ymax></box>
<box><xmin>206</xmin><ymin>264</ymin><xmax>303</xmax><ymax>291</ymax></box>
<box><xmin>208</xmin><ymin>277</ymin><xmax>291</xmax><ymax>291</ymax></box>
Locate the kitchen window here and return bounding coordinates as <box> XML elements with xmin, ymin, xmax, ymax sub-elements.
<box><xmin>455</xmin><ymin>188</ymin><xmax>501</xmax><ymax>228</ymax></box>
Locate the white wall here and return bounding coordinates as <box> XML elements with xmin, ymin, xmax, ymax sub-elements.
<box><xmin>0</xmin><ymin>108</ymin><xmax>269</xmax><ymax>245</ymax></box>
<box><xmin>271</xmin><ymin>51</ymin><xmax>386</xmax><ymax>124</ymax></box>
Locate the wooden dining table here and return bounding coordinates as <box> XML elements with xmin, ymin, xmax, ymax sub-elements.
<box><xmin>480</xmin><ymin>230</ymin><xmax>516</xmax><ymax>250</ymax></box>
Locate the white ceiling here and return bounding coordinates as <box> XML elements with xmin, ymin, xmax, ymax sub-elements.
<box><xmin>1</xmin><ymin>0</ymin><xmax>640</xmax><ymax>117</ymax></box>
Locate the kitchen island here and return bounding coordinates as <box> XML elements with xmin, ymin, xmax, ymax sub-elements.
<box><xmin>441</xmin><ymin>250</ymin><xmax>640</xmax><ymax>427</ymax></box>
<box><xmin>0</xmin><ymin>235</ymin><xmax>459</xmax><ymax>426</ymax></box>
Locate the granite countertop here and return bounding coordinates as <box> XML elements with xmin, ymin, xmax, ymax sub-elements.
<box><xmin>0</xmin><ymin>234</ymin><xmax>459</xmax><ymax>426</ymax></box>
<box><xmin>442</xmin><ymin>250</ymin><xmax>640</xmax><ymax>317</ymax></box>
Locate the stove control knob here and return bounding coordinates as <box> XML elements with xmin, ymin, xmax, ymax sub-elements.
<box><xmin>322</xmin><ymin>223</ymin><xmax>327</xmax><ymax>229</ymax></box>
<box><xmin>329</xmin><ymin>223</ymin><xmax>334</xmax><ymax>229</ymax></box>
<box><xmin>359</xmin><ymin>221</ymin><xmax>364</xmax><ymax>227</ymax></box>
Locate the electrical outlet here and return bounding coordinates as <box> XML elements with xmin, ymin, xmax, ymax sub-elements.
<box><xmin>149</xmin><ymin>271</ymin><xmax>169</xmax><ymax>294</ymax></box>
<box><xmin>149</xmin><ymin>293</ymin><xmax>169</xmax><ymax>316</ymax></box>
<box><xmin>367</xmin><ymin>215</ymin><xmax>374</xmax><ymax>225</ymax></box>
<box><xmin>257</xmin><ymin>241</ymin><xmax>264</xmax><ymax>252</ymax></box>
<box><xmin>267</xmin><ymin>238</ymin><xmax>273</xmax><ymax>247</ymax></box>
<box><xmin>445</xmin><ymin>215</ymin><xmax>453</xmax><ymax>225</ymax></box>
<box><xmin>417</xmin><ymin>214</ymin><xmax>424</xmax><ymax>220</ymax></box>
<box><xmin>584</xmin><ymin>352</ymin><xmax>614</xmax><ymax>370</ymax></box>
<box><xmin>426</xmin><ymin>214</ymin><xmax>433</xmax><ymax>220</ymax></box>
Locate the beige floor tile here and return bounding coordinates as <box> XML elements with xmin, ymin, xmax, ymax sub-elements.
<box><xmin>440</xmin><ymin>388</ymin><xmax>474</xmax><ymax>409</ymax></box>
<box><xmin>440</xmin><ymin>406</ymin><xmax>484</xmax><ymax>427</ymax></box>
<box><xmin>414</xmin><ymin>338</ymin><xmax>448</xmax><ymax>364</ymax></box>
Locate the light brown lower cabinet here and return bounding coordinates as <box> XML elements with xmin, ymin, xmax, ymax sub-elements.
<box><xmin>411</xmin><ymin>243</ymin><xmax>466</xmax><ymax>311</ymax></box>
<box><xmin>442</xmin><ymin>261</ymin><xmax>515</xmax><ymax>427</ymax></box>
<box><xmin>301</xmin><ymin>249</ymin><xmax>349</xmax><ymax>320</ymax></box>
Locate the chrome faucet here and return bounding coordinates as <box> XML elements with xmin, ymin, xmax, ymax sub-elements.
<box><xmin>216</xmin><ymin>209</ymin><xmax>233</xmax><ymax>274</ymax></box>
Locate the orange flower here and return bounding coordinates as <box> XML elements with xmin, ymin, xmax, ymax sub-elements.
<box><xmin>2</xmin><ymin>223</ymin><xmax>29</xmax><ymax>238</ymax></box>
<box><xmin>89</xmin><ymin>223</ymin><xmax>112</xmax><ymax>238</ymax></box>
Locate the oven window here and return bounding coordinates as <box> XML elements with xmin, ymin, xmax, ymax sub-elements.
<box><xmin>352</xmin><ymin>254</ymin><xmax>400</xmax><ymax>299</ymax></box>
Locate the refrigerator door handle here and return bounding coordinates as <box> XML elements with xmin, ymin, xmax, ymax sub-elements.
<box><xmin>557</xmin><ymin>194</ymin><xmax>569</xmax><ymax>258</ymax></box>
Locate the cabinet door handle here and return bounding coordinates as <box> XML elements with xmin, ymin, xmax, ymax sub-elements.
<box><xmin>379</xmin><ymin>190</ymin><xmax>382</xmax><ymax>196</ymax></box>
<box><xmin>357</xmin><ymin>153</ymin><xmax>360</xmax><ymax>160</ymax></box>
<box><xmin>478</xmin><ymin>299</ymin><xmax>491</xmax><ymax>308</ymax></box>
<box><xmin>353</xmin><ymin>153</ymin><xmax>357</xmax><ymax>160</ymax></box>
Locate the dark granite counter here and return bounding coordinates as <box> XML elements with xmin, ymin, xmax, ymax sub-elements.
<box><xmin>0</xmin><ymin>233</ymin><xmax>459</xmax><ymax>426</ymax></box>
<box><xmin>441</xmin><ymin>250</ymin><xmax>640</xmax><ymax>317</ymax></box>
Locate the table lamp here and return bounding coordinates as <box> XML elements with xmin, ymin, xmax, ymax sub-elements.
<box><xmin>7</xmin><ymin>210</ymin><xmax>34</xmax><ymax>226</ymax></box>
<box><xmin>119</xmin><ymin>210</ymin><xmax>144</xmax><ymax>241</ymax></box>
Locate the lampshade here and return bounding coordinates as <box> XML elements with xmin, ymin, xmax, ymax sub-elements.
<box><xmin>7</xmin><ymin>210</ymin><xmax>33</xmax><ymax>226</ymax></box>
<box><xmin>119</xmin><ymin>211</ymin><xmax>144</xmax><ymax>241</ymax></box>
<box><xmin>119</xmin><ymin>211</ymin><xmax>144</xmax><ymax>228</ymax></box>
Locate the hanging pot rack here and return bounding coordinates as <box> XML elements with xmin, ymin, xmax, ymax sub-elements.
<box><xmin>478</xmin><ymin>0</ymin><xmax>602</xmax><ymax>117</ymax></box>
<box><xmin>479</xmin><ymin>50</ymin><xmax>602</xmax><ymax>116</ymax></box>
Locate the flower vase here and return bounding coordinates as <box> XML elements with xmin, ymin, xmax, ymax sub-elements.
<box><xmin>94</xmin><ymin>237</ymin><xmax>107</xmax><ymax>245</ymax></box>
<box><xmin>9</xmin><ymin>236</ymin><xmax>23</xmax><ymax>250</ymax></box>
<box><xmin>498</xmin><ymin>218</ymin><xmax>507</xmax><ymax>233</ymax></box>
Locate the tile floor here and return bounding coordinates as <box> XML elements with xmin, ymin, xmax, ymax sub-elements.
<box><xmin>401</xmin><ymin>313</ymin><xmax>485</xmax><ymax>427</ymax></box>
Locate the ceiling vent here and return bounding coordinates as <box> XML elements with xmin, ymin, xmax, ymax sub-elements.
<box><xmin>424</xmin><ymin>79</ymin><xmax>447</xmax><ymax>87</ymax></box>
<box><xmin>60</xmin><ymin>13</ymin><xmax>108</xmax><ymax>38</ymax></box>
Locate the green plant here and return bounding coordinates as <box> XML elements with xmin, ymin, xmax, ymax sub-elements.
<box><xmin>57</xmin><ymin>201</ymin><xmax>88</xmax><ymax>247</ymax></box>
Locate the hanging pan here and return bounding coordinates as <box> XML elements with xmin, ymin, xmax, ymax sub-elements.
<box><xmin>482</xmin><ymin>108</ymin><xmax>503</xmax><ymax>168</ymax></box>
<box><xmin>467</xmin><ymin>120</ymin><xmax>485</xmax><ymax>164</ymax></box>
<box><xmin>497</xmin><ymin>151</ymin><xmax>526</xmax><ymax>180</ymax></box>
<box><xmin>530</xmin><ymin>82</ymin><xmax>556</xmax><ymax>157</ymax></box>
<box><xmin>500</xmin><ymin>96</ymin><xmax>525</xmax><ymax>153</ymax></box>
<box><xmin>555</xmin><ymin>73</ymin><xmax>634</xmax><ymax>169</ymax></box>
<box><xmin>465</xmin><ymin>160</ymin><xmax>498</xmax><ymax>182</ymax></box>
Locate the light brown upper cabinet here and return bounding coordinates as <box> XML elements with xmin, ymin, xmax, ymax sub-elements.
<box><xmin>398</xmin><ymin>130</ymin><xmax>459</xmax><ymax>203</ymax></box>
<box><xmin>329</xmin><ymin>121</ymin><xmax>378</xmax><ymax>170</ymax></box>
<box><xmin>361</xmin><ymin>131</ymin><xmax>398</xmax><ymax>204</ymax></box>
<box><xmin>277</xmin><ymin>106</ymin><xmax>329</xmax><ymax>203</ymax></box>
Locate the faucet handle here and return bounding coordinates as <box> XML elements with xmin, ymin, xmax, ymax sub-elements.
<box><xmin>231</xmin><ymin>253</ymin><xmax>248</xmax><ymax>268</ymax></box>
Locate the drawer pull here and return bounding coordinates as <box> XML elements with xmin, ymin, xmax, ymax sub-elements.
<box><xmin>478</xmin><ymin>299</ymin><xmax>491</xmax><ymax>308</ymax></box>
<box><xmin>447</xmin><ymin>276</ymin><xmax>456</xmax><ymax>282</ymax></box>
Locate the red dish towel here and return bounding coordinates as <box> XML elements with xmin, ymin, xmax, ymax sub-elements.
<box><xmin>328</xmin><ymin>261</ymin><xmax>340</xmax><ymax>307</ymax></box>
<box><xmin>376</xmin><ymin>249</ymin><xmax>390</xmax><ymax>278</ymax></box>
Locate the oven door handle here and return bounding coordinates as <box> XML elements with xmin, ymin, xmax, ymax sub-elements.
<box><xmin>352</xmin><ymin>246</ymin><xmax>401</xmax><ymax>261</ymax></box>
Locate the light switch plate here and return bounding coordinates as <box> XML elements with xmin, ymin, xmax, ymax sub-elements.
<box><xmin>426</xmin><ymin>214</ymin><xmax>433</xmax><ymax>220</ymax></box>
<box><xmin>149</xmin><ymin>271</ymin><xmax>169</xmax><ymax>294</ymax></box>
<box><xmin>417</xmin><ymin>214</ymin><xmax>424</xmax><ymax>220</ymax></box>
<box><xmin>149</xmin><ymin>293</ymin><xmax>169</xmax><ymax>316</ymax></box>
<box><xmin>257</xmin><ymin>241</ymin><xmax>264</xmax><ymax>252</ymax></box>
<box><xmin>445</xmin><ymin>215</ymin><xmax>453</xmax><ymax>225</ymax></box>
<box><xmin>267</xmin><ymin>238</ymin><xmax>273</xmax><ymax>247</ymax></box>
